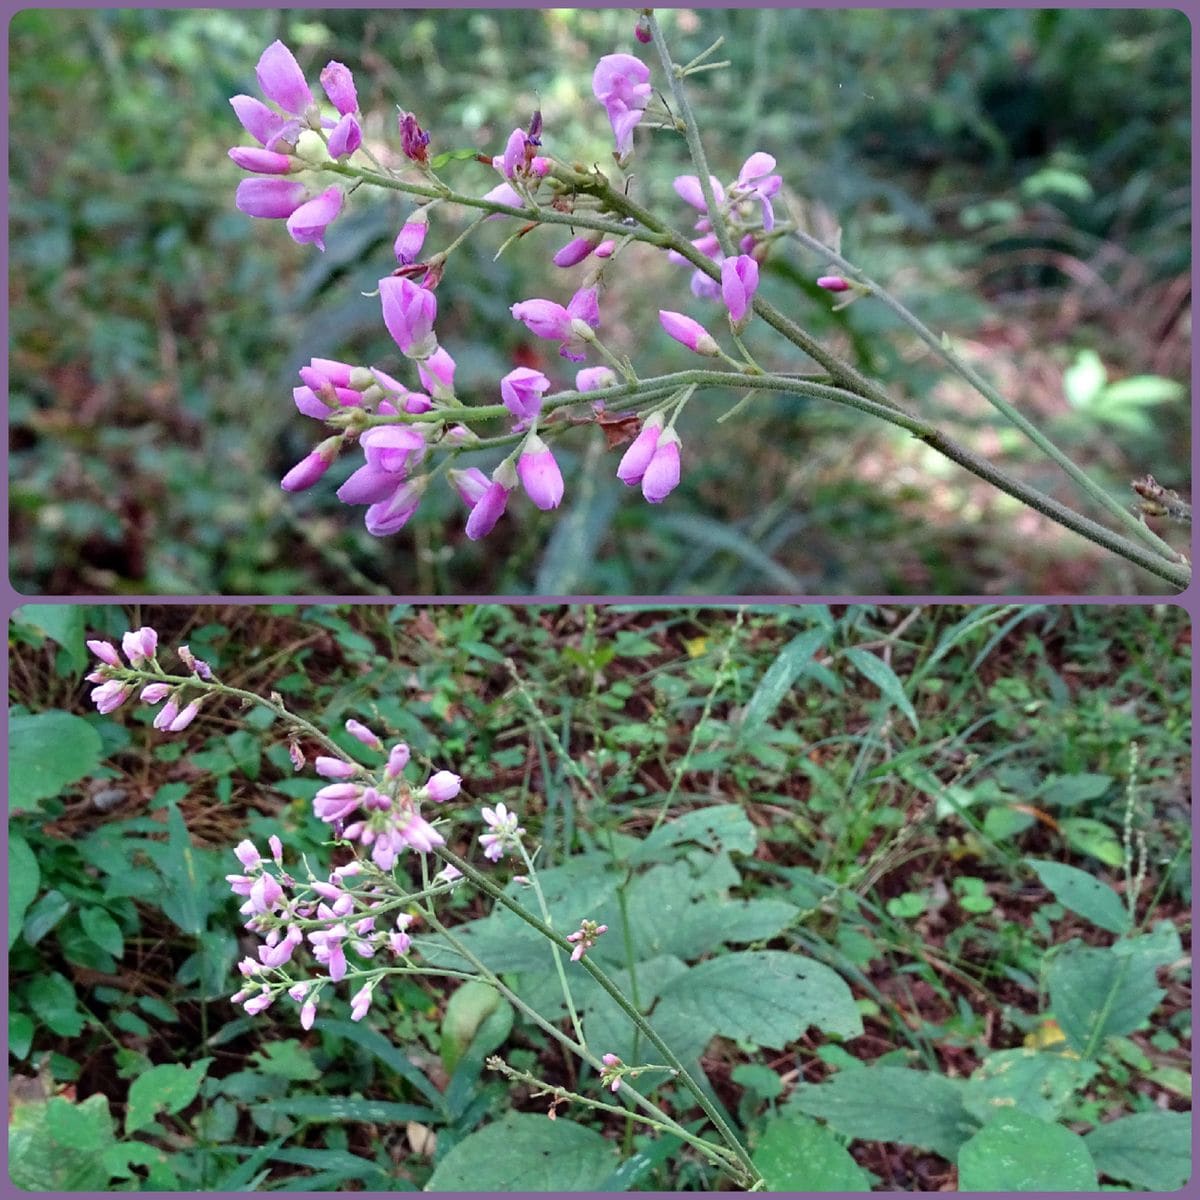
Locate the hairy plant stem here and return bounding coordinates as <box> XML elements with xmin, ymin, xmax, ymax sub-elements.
<box><xmin>431</xmin><ymin>845</ymin><xmax>760</xmax><ymax>1186</ymax></box>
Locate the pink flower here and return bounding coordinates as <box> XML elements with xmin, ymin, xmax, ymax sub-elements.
<box><xmin>501</xmin><ymin>126</ymin><xmax>528</xmax><ymax>179</ymax></box>
<box><xmin>140</xmin><ymin>682</ymin><xmax>170</xmax><ymax>704</ymax></box>
<box><xmin>314</xmin><ymin>783</ymin><xmax>363</xmax><ymax>823</ymax></box>
<box><xmin>517</xmin><ymin>435</ymin><xmax>565</xmax><ymax>510</ymax></box>
<box><xmin>553</xmin><ymin>234</ymin><xmax>602</xmax><ymax>268</ymax></box>
<box><xmin>364</xmin><ymin>478</ymin><xmax>425</xmax><ymax>537</ymax></box>
<box><xmin>566</xmin><ymin>919</ymin><xmax>609</xmax><ymax>962</ymax></box>
<box><xmin>424</xmin><ymin>771</ymin><xmax>462</xmax><ymax>803</ymax></box>
<box><xmin>394</xmin><ymin>209</ymin><xmax>429</xmax><ymax>264</ymax></box>
<box><xmin>576</xmin><ymin>366</ymin><xmax>616</xmax><ymax>392</ymax></box>
<box><xmin>87</xmin><ymin>639</ymin><xmax>122</xmax><ymax>668</ymax></box>
<box><xmin>479</xmin><ymin>802</ymin><xmax>525</xmax><ymax>862</ymax></box>
<box><xmin>327</xmin><ymin>114</ymin><xmax>362</xmax><ymax>159</ymax></box>
<box><xmin>659</xmin><ymin>310</ymin><xmax>719</xmax><ymax>356</ymax></box>
<box><xmin>592</xmin><ymin>53</ymin><xmax>652</xmax><ymax>157</ymax></box>
<box><xmin>691</xmin><ymin>270</ymin><xmax>722</xmax><ymax>301</ymax></box>
<box><xmin>346</xmin><ymin>719</ymin><xmax>384</xmax><ymax>752</ymax></box>
<box><xmin>256</xmin><ymin>41</ymin><xmax>314</xmax><ymax>116</ymax></box>
<box><xmin>336</xmin><ymin>427</ymin><xmax>427</xmax><ymax>505</ymax></box>
<box><xmin>169</xmin><ymin>701</ymin><xmax>201</xmax><ymax>732</ymax></box>
<box><xmin>235</xmin><ymin>178</ymin><xmax>308</xmax><ymax>219</ymax></box>
<box><xmin>616</xmin><ymin>413</ymin><xmax>665</xmax><ymax>485</ymax></box>
<box><xmin>733</xmin><ymin>152</ymin><xmax>782</xmax><ymax>231</ymax></box>
<box><xmin>243</xmin><ymin>991</ymin><xmax>274</xmax><ymax>1016</ymax></box>
<box><xmin>152</xmin><ymin>699</ymin><xmax>180</xmax><ymax>730</ymax></box>
<box><xmin>286</xmin><ymin>186</ymin><xmax>343</xmax><ymax>251</ymax></box>
<box><xmin>464</xmin><ymin>480</ymin><xmax>512</xmax><ymax>541</ymax></box>
<box><xmin>642</xmin><ymin>430</ymin><xmax>681</xmax><ymax>504</ymax></box>
<box><xmin>234</xmin><ymin>840</ymin><xmax>262</xmax><ymax>871</ymax></box>
<box><xmin>595</xmin><ymin>240</ymin><xmax>616</xmax><ymax>258</ymax></box>
<box><xmin>320</xmin><ymin>61</ymin><xmax>357</xmax><ymax>115</ymax></box>
<box><xmin>228</xmin><ymin>146</ymin><xmax>295</xmax><ymax>174</ymax></box>
<box><xmin>91</xmin><ymin>680</ymin><xmax>131</xmax><ymax>715</ymax></box>
<box><xmin>449</xmin><ymin>467</ymin><xmax>491</xmax><ymax>508</ymax></box>
<box><xmin>417</xmin><ymin>347</ymin><xmax>456</xmax><ymax>398</ymax></box>
<box><xmin>230</xmin><ymin>94</ymin><xmax>288</xmax><ymax>149</ymax></box>
<box><xmin>385</xmin><ymin>743</ymin><xmax>411</xmax><ymax>779</ymax></box>
<box><xmin>720</xmin><ymin>254</ymin><xmax>759</xmax><ymax>322</ymax></box>
<box><xmin>122</xmin><ymin>627</ymin><xmax>158</xmax><ymax>666</ymax></box>
<box><xmin>511</xmin><ymin>298</ymin><xmax>572</xmax><ymax>341</ymax></box>
<box><xmin>300</xmin><ymin>997</ymin><xmax>318</xmax><ymax>1030</ymax></box>
<box><xmin>315</xmin><ymin>756</ymin><xmax>357</xmax><ymax>779</ymax></box>
<box><xmin>673</xmin><ymin>174</ymin><xmax>726</xmax><ymax>213</ymax></box>
<box><xmin>281</xmin><ymin>436</ymin><xmax>341</xmax><ymax>492</ymax></box>
<box><xmin>350</xmin><ymin>983</ymin><xmax>374</xmax><ymax>1022</ymax></box>
<box><xmin>501</xmin><ymin>367</ymin><xmax>551</xmax><ymax>422</ymax></box>
<box><xmin>380</xmin><ymin>277</ymin><xmax>438</xmax><ymax>359</ymax></box>
<box><xmin>178</xmin><ymin>646</ymin><xmax>212</xmax><ymax>680</ymax></box>
<box><xmin>817</xmin><ymin>275</ymin><xmax>850</xmax><ymax>292</ymax></box>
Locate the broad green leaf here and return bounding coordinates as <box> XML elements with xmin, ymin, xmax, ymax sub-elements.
<box><xmin>425</xmin><ymin>1112</ymin><xmax>616</xmax><ymax>1191</ymax></box>
<box><xmin>1037</xmin><ymin>773</ymin><xmax>1112</xmax><ymax>808</ymax></box>
<box><xmin>250</xmin><ymin>1039</ymin><xmax>321</xmax><ymax>1082</ymax></box>
<box><xmin>10</xmin><ymin>1010</ymin><xmax>34</xmax><ymax>1058</ymax></box>
<box><xmin>788</xmin><ymin>1067</ymin><xmax>977</xmax><ymax>1159</ymax></box>
<box><xmin>8</xmin><ymin>711</ymin><xmax>103</xmax><ymax>813</ymax></box>
<box><xmin>9</xmin><ymin>834</ymin><xmax>39</xmax><ymax>948</ymax></box>
<box><xmin>958</xmin><ymin>1110</ymin><xmax>1097</xmax><ymax>1190</ymax></box>
<box><xmin>1048</xmin><ymin>922</ymin><xmax>1182</xmax><ymax>1054</ymax></box>
<box><xmin>962</xmin><ymin>1049</ymin><xmax>1097</xmax><ymax>1124</ymax></box>
<box><xmin>1026</xmin><ymin>860</ymin><xmax>1130</xmax><ymax>934</ymax></box>
<box><xmin>440</xmin><ymin>980</ymin><xmax>514</xmax><ymax>1074</ymax></box>
<box><xmin>1083</xmin><ymin>1111</ymin><xmax>1190</xmax><ymax>1191</ymax></box>
<box><xmin>753</xmin><ymin>1113</ymin><xmax>872</xmax><ymax>1190</ymax></box>
<box><xmin>739</xmin><ymin>627</ymin><xmax>831</xmax><ymax>741</ymax></box>
<box><xmin>628</xmin><ymin>803</ymin><xmax>758</xmax><ymax>864</ymax></box>
<box><xmin>1060</xmin><ymin>817</ymin><xmax>1124</xmax><ymax>866</ymax></box>
<box><xmin>155</xmin><ymin>804</ymin><xmax>214</xmax><ymax>935</ymax></box>
<box><xmin>80</xmin><ymin>905</ymin><xmax>125</xmax><ymax>956</ymax></box>
<box><xmin>843</xmin><ymin>648</ymin><xmax>918</xmax><ymax>731</ymax></box>
<box><xmin>9</xmin><ymin>1094</ymin><xmax>116</xmax><ymax>1190</ymax></box>
<box><xmin>125</xmin><ymin>1058</ymin><xmax>212</xmax><ymax>1134</ymax></box>
<box><xmin>26</xmin><ymin>971</ymin><xmax>85</xmax><ymax>1037</ymax></box>
<box><xmin>656</xmin><ymin>950</ymin><xmax>862</xmax><ymax>1048</ymax></box>
<box><xmin>15</xmin><ymin>605</ymin><xmax>89</xmax><ymax>672</ymax></box>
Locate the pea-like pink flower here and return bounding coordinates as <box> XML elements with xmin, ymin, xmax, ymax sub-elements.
<box><xmin>449</xmin><ymin>467</ymin><xmax>491</xmax><ymax>509</ymax></box>
<box><xmin>286</xmin><ymin>186</ymin><xmax>344</xmax><ymax>252</ymax></box>
<box><xmin>817</xmin><ymin>275</ymin><xmax>850</xmax><ymax>292</ymax></box>
<box><xmin>281</xmin><ymin>435</ymin><xmax>342</xmax><ymax>492</ymax></box>
<box><xmin>394</xmin><ymin>209</ymin><xmax>430</xmax><ymax>265</ymax></box>
<box><xmin>326</xmin><ymin>113</ymin><xmax>362</xmax><ymax>159</ymax></box>
<box><xmin>517</xmin><ymin>434</ymin><xmax>565</xmax><ymax>510</ymax></box>
<box><xmin>336</xmin><ymin>427</ymin><xmax>427</xmax><ymax>506</ymax></box>
<box><xmin>380</xmin><ymin>276</ymin><xmax>438</xmax><ymax>359</ymax></box>
<box><xmin>315</xmin><ymin>756</ymin><xmax>357</xmax><ymax>779</ymax></box>
<box><xmin>320</xmin><ymin>61</ymin><xmax>357</xmax><ymax>115</ymax></box>
<box><xmin>641</xmin><ymin>429</ymin><xmax>681</xmax><ymax>504</ymax></box>
<box><xmin>720</xmin><ymin>254</ymin><xmax>759</xmax><ymax>322</ymax></box>
<box><xmin>553</xmin><ymin>234</ymin><xmax>602</xmax><ymax>268</ymax></box>
<box><xmin>364</xmin><ymin>478</ymin><xmax>425</xmax><ymax>537</ymax></box>
<box><xmin>501</xmin><ymin>367</ymin><xmax>551</xmax><ymax>422</ymax></box>
<box><xmin>122</xmin><ymin>627</ymin><xmax>158</xmax><ymax>666</ymax></box>
<box><xmin>256</xmin><ymin>40</ymin><xmax>315</xmax><ymax>116</ymax></box>
<box><xmin>616</xmin><ymin>412</ymin><xmax>665</xmax><ymax>486</ymax></box>
<box><xmin>417</xmin><ymin>347</ymin><xmax>456</xmax><ymax>398</ymax></box>
<box><xmin>464</xmin><ymin>480</ymin><xmax>513</xmax><ymax>541</ymax></box>
<box><xmin>479</xmin><ymin>802</ymin><xmax>525</xmax><ymax>862</ymax></box>
<box><xmin>424</xmin><ymin>771</ymin><xmax>462</xmax><ymax>803</ymax></box>
<box><xmin>91</xmin><ymin>680</ymin><xmax>132</xmax><ymax>715</ymax></box>
<box><xmin>228</xmin><ymin>146</ymin><xmax>296</xmax><ymax>174</ymax></box>
<box><xmin>576</xmin><ymin>366</ymin><xmax>616</xmax><ymax>392</ymax></box>
<box><xmin>511</xmin><ymin>298</ymin><xmax>573</xmax><ymax>342</ymax></box>
<box><xmin>673</xmin><ymin>174</ymin><xmax>726</xmax><ymax>214</ymax></box>
<box><xmin>235</xmin><ymin>178</ymin><xmax>308</xmax><ymax>219</ymax></box>
<box><xmin>659</xmin><ymin>310</ymin><xmax>720</xmax><ymax>356</ymax></box>
<box><xmin>86</xmin><ymin>639</ymin><xmax>122</xmax><ymax>668</ymax></box>
<box><xmin>346</xmin><ymin>719</ymin><xmax>384</xmax><ymax>752</ymax></box>
<box><xmin>732</xmin><ymin>152</ymin><xmax>782</xmax><ymax>231</ymax></box>
<box><xmin>592</xmin><ymin>53</ymin><xmax>652</xmax><ymax>157</ymax></box>
<box><xmin>230</xmin><ymin>94</ymin><xmax>288</xmax><ymax>150</ymax></box>
<box><xmin>399</xmin><ymin>111</ymin><xmax>430</xmax><ymax>163</ymax></box>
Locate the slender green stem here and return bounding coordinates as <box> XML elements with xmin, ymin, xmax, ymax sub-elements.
<box><xmin>789</xmin><ymin>226</ymin><xmax>1184</xmax><ymax>563</ymax></box>
<box><xmin>431</xmin><ymin>846</ymin><xmax>760</xmax><ymax>1185</ymax></box>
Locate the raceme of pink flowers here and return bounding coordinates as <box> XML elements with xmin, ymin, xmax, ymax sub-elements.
<box><xmin>87</xmin><ymin>627</ymin><xmax>212</xmax><ymax>728</ymax></box>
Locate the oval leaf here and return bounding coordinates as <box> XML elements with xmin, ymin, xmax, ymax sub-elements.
<box><xmin>1026</xmin><ymin>860</ymin><xmax>1130</xmax><ymax>934</ymax></box>
<box><xmin>958</xmin><ymin>1110</ymin><xmax>1097</xmax><ymax>1191</ymax></box>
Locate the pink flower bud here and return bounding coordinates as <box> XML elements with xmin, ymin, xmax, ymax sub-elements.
<box><xmin>399</xmin><ymin>111</ymin><xmax>430</xmax><ymax>163</ymax></box>
<box><xmin>87</xmin><ymin>639</ymin><xmax>122</xmax><ymax>668</ymax></box>
<box><xmin>616</xmin><ymin>412</ymin><xmax>665</xmax><ymax>486</ymax></box>
<box><xmin>178</xmin><ymin>645</ymin><xmax>213</xmax><ymax>680</ymax></box>
<box><xmin>314</xmin><ymin>783</ymin><xmax>363</xmax><ymax>822</ymax></box>
<box><xmin>228</xmin><ymin>147</ymin><xmax>296</xmax><ymax>174</ymax></box>
<box><xmin>235</xmin><ymin>178</ymin><xmax>307</xmax><ymax>219</ymax></box>
<box><xmin>817</xmin><ymin>275</ymin><xmax>850</xmax><ymax>292</ymax></box>
<box><xmin>286</xmin><ymin>186</ymin><xmax>344</xmax><ymax>252</ymax></box>
<box><xmin>91</xmin><ymin>681</ymin><xmax>132</xmax><ymax>714</ymax></box>
<box><xmin>635</xmin><ymin>15</ymin><xmax>652</xmax><ymax>43</ymax></box>
<box><xmin>326</xmin><ymin>114</ymin><xmax>362</xmax><ymax>160</ymax></box>
<box><xmin>417</xmin><ymin>346</ymin><xmax>456</xmax><ymax>397</ymax></box>
<box><xmin>721</xmin><ymin>254</ymin><xmax>760</xmax><ymax>323</ymax></box>
<box><xmin>153</xmin><ymin>699</ymin><xmax>180</xmax><ymax>730</ymax></box>
<box><xmin>602</xmin><ymin>1053</ymin><xmax>621</xmax><ymax>1067</ymax></box>
<box><xmin>386</xmin><ymin>743</ymin><xmax>411</xmax><ymax>779</ymax></box>
<box><xmin>449</xmin><ymin>467</ymin><xmax>491</xmax><ymax>508</ymax></box>
<box><xmin>169</xmin><ymin>701</ymin><xmax>201</xmax><ymax>732</ymax></box>
<box><xmin>230</xmin><ymin>94</ymin><xmax>286</xmax><ymax>148</ymax></box>
<box><xmin>243</xmin><ymin>991</ymin><xmax>274</xmax><ymax>1016</ymax></box>
<box><xmin>320</xmin><ymin>61</ymin><xmax>357</xmax><ymax>115</ymax></box>
<box><xmin>140</xmin><ymin>683</ymin><xmax>171</xmax><ymax>704</ymax></box>
<box><xmin>425</xmin><ymin>770</ymin><xmax>462</xmax><ymax>803</ymax></box>
<box><xmin>517</xmin><ymin>435</ymin><xmax>564</xmax><ymax>510</ymax></box>
<box><xmin>345</xmin><ymin>719</ymin><xmax>384</xmax><ymax>752</ymax></box>
<box><xmin>122</xmin><ymin>627</ymin><xmax>158</xmax><ymax>666</ymax></box>
<box><xmin>464</xmin><ymin>481</ymin><xmax>512</xmax><ymax>541</ymax></box>
<box><xmin>394</xmin><ymin>208</ymin><xmax>430</xmax><ymax>265</ymax></box>
<box><xmin>642</xmin><ymin>429</ymin><xmax>681</xmax><ymax>504</ymax></box>
<box><xmin>350</xmin><ymin>984</ymin><xmax>374</xmax><ymax>1022</ymax></box>
<box><xmin>594</xmin><ymin>240</ymin><xmax>616</xmax><ymax>259</ymax></box>
<box><xmin>364</xmin><ymin>478</ymin><xmax>425</xmax><ymax>537</ymax></box>
<box><xmin>553</xmin><ymin>234</ymin><xmax>602</xmax><ymax>268</ymax></box>
<box><xmin>300</xmin><ymin>999</ymin><xmax>317</xmax><ymax>1029</ymax></box>
<box><xmin>380</xmin><ymin>276</ymin><xmax>438</xmax><ymax>359</ymax></box>
<box><xmin>501</xmin><ymin>367</ymin><xmax>551</xmax><ymax>422</ymax></box>
<box><xmin>659</xmin><ymin>311</ymin><xmax>719</xmax><ymax>356</ymax></box>
<box><xmin>256</xmin><ymin>40</ymin><xmax>314</xmax><ymax>116</ymax></box>
<box><xmin>315</xmin><ymin>756</ymin><xmax>357</xmax><ymax>779</ymax></box>
<box><xmin>511</xmin><ymin>298</ymin><xmax>573</xmax><ymax>342</ymax></box>
<box><xmin>281</xmin><ymin>436</ymin><xmax>342</xmax><ymax>492</ymax></box>
<box><xmin>269</xmin><ymin>835</ymin><xmax>283</xmax><ymax>865</ymax></box>
<box><xmin>576</xmin><ymin>366</ymin><xmax>616</xmax><ymax>392</ymax></box>
<box><xmin>234</xmin><ymin>840</ymin><xmax>261</xmax><ymax>870</ymax></box>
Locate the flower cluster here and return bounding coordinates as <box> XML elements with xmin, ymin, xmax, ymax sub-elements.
<box><xmin>566</xmin><ymin>918</ymin><xmax>609</xmax><ymax>962</ymax></box>
<box><xmin>86</xmin><ymin>627</ymin><xmax>212</xmax><ymax>731</ymax></box>
<box><xmin>231</xmin><ymin>30</ymin><xmax>801</xmax><ymax>543</ymax></box>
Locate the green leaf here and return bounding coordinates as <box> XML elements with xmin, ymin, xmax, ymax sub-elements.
<box><xmin>1060</xmin><ymin>816</ymin><xmax>1124</xmax><ymax>866</ymax></box>
<box><xmin>1026</xmin><ymin>859</ymin><xmax>1130</xmax><ymax>934</ymax></box>
<box><xmin>8</xmin><ymin>711</ymin><xmax>104</xmax><ymax>813</ymax></box>
<box><xmin>250</xmin><ymin>1039</ymin><xmax>321</xmax><ymax>1082</ymax></box>
<box><xmin>1037</xmin><ymin>773</ymin><xmax>1112</xmax><ymax>808</ymax></box>
<box><xmin>1063</xmin><ymin>349</ymin><xmax>1107</xmax><ymax>408</ymax></box>
<box><xmin>957</xmin><ymin>1110</ymin><xmax>1097</xmax><ymax>1190</ymax></box>
<box><xmin>655</xmin><ymin>511</ymin><xmax>806</xmax><ymax>592</ymax></box>
<box><xmin>628</xmin><ymin>803</ymin><xmax>758</xmax><ymax>864</ymax></box>
<box><xmin>739</xmin><ymin>627</ymin><xmax>831</xmax><ymax>741</ymax></box>
<box><xmin>655</xmin><ymin>950</ymin><xmax>862</xmax><ymax>1048</ymax></box>
<box><xmin>22</xmin><ymin>888</ymin><xmax>71</xmax><ymax>944</ymax></box>
<box><xmin>15</xmin><ymin>604</ymin><xmax>88</xmax><ymax>673</ymax></box>
<box><xmin>124</xmin><ymin>1058</ymin><xmax>212</xmax><ymax>1134</ymax></box>
<box><xmin>429</xmin><ymin>146</ymin><xmax>484</xmax><ymax>169</ymax></box>
<box><xmin>26</xmin><ymin>971</ymin><xmax>85</xmax><ymax>1037</ymax></box>
<box><xmin>440</xmin><ymin>980</ymin><xmax>514</xmax><ymax>1074</ymax></box>
<box><xmin>962</xmin><ymin>1049</ymin><xmax>1097</xmax><ymax>1124</ymax></box>
<box><xmin>753</xmin><ymin>1113</ymin><xmax>872</xmax><ymax>1190</ymax></box>
<box><xmin>10</xmin><ymin>1010</ymin><xmax>34</xmax><ymax>1059</ymax></box>
<box><xmin>425</xmin><ymin>1112</ymin><xmax>616</xmax><ymax>1190</ymax></box>
<box><xmin>788</xmin><ymin>1067</ymin><xmax>977</xmax><ymax>1159</ymax></box>
<box><xmin>316</xmin><ymin>1019</ymin><xmax>445</xmax><ymax>1109</ymax></box>
<box><xmin>1048</xmin><ymin>922</ymin><xmax>1183</xmax><ymax>1054</ymax></box>
<box><xmin>255</xmin><ymin>1096</ymin><xmax>439</xmax><ymax>1124</ymax></box>
<box><xmin>80</xmin><ymin>906</ymin><xmax>125</xmax><ymax>957</ymax></box>
<box><xmin>156</xmin><ymin>804</ymin><xmax>214</xmax><ymax>935</ymax></box>
<box><xmin>9</xmin><ymin>834</ymin><xmax>40</xmax><ymax>949</ymax></box>
<box><xmin>1084</xmin><ymin>1111</ymin><xmax>1190</xmax><ymax>1191</ymax></box>
<box><xmin>9</xmin><ymin>1094</ymin><xmax>116</xmax><ymax>1190</ymax></box>
<box><xmin>843</xmin><ymin>648</ymin><xmax>918</xmax><ymax>732</ymax></box>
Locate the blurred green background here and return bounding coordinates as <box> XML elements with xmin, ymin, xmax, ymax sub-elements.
<box><xmin>9</xmin><ymin>8</ymin><xmax>1190</xmax><ymax>595</ymax></box>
